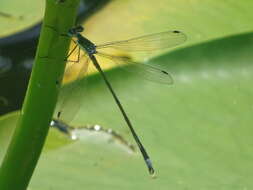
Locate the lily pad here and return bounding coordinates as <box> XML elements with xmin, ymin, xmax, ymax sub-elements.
<box><xmin>0</xmin><ymin>0</ymin><xmax>44</xmax><ymax>38</ymax></box>
<box><xmin>34</xmin><ymin>32</ymin><xmax>253</xmax><ymax>189</ymax></box>
<box><xmin>1</xmin><ymin>31</ymin><xmax>253</xmax><ymax>189</ymax></box>
<box><xmin>70</xmin><ymin>0</ymin><xmax>253</xmax><ymax>74</ymax></box>
<box><xmin>1</xmin><ymin>0</ymin><xmax>253</xmax><ymax>189</ymax></box>
<box><xmin>83</xmin><ymin>0</ymin><xmax>253</xmax><ymax>49</ymax></box>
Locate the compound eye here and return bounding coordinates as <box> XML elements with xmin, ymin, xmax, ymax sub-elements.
<box><xmin>75</xmin><ymin>25</ymin><xmax>84</xmax><ymax>32</ymax></box>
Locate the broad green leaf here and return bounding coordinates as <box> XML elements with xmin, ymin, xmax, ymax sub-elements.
<box><xmin>1</xmin><ymin>0</ymin><xmax>253</xmax><ymax>189</ymax></box>
<box><xmin>69</xmin><ymin>0</ymin><xmax>253</xmax><ymax>74</ymax></box>
<box><xmin>1</xmin><ymin>31</ymin><xmax>253</xmax><ymax>189</ymax></box>
<box><xmin>0</xmin><ymin>0</ymin><xmax>44</xmax><ymax>38</ymax></box>
<box><xmin>83</xmin><ymin>0</ymin><xmax>253</xmax><ymax>49</ymax></box>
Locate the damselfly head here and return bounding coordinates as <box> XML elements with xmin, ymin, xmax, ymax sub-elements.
<box><xmin>67</xmin><ymin>26</ymin><xmax>84</xmax><ymax>37</ymax></box>
<box><xmin>75</xmin><ymin>25</ymin><xmax>84</xmax><ymax>32</ymax></box>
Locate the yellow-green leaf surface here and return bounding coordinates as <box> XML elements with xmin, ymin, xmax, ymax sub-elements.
<box><xmin>1</xmin><ymin>0</ymin><xmax>253</xmax><ymax>189</ymax></box>
<box><xmin>0</xmin><ymin>0</ymin><xmax>44</xmax><ymax>38</ymax></box>
<box><xmin>1</xmin><ymin>32</ymin><xmax>253</xmax><ymax>189</ymax></box>
<box><xmin>67</xmin><ymin>0</ymin><xmax>253</xmax><ymax>74</ymax></box>
<box><xmin>83</xmin><ymin>0</ymin><xmax>252</xmax><ymax>49</ymax></box>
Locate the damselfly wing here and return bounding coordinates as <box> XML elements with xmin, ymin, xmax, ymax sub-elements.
<box><xmin>57</xmin><ymin>28</ymin><xmax>186</xmax><ymax>122</ymax></box>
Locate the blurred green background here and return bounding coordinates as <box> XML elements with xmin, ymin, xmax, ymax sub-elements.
<box><xmin>0</xmin><ymin>0</ymin><xmax>253</xmax><ymax>189</ymax></box>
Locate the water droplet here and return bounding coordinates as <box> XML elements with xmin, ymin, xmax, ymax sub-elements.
<box><xmin>51</xmin><ymin>119</ymin><xmax>136</xmax><ymax>153</ymax></box>
<box><xmin>22</xmin><ymin>58</ymin><xmax>33</xmax><ymax>70</ymax></box>
<box><xmin>94</xmin><ymin>125</ymin><xmax>101</xmax><ymax>131</ymax></box>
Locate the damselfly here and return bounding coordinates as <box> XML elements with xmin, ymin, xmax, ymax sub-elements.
<box><xmin>57</xmin><ymin>26</ymin><xmax>186</xmax><ymax>175</ymax></box>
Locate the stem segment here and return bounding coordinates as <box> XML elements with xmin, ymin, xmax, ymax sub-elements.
<box><xmin>0</xmin><ymin>0</ymin><xmax>80</xmax><ymax>189</ymax></box>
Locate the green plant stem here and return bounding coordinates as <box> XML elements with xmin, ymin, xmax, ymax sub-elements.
<box><xmin>0</xmin><ymin>0</ymin><xmax>80</xmax><ymax>189</ymax></box>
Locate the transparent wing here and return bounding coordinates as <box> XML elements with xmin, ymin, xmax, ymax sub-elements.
<box><xmin>96</xmin><ymin>52</ymin><xmax>173</xmax><ymax>84</ymax></box>
<box><xmin>56</xmin><ymin>53</ymin><xmax>89</xmax><ymax>123</ymax></box>
<box><xmin>96</xmin><ymin>30</ymin><xmax>186</xmax><ymax>52</ymax></box>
